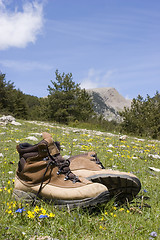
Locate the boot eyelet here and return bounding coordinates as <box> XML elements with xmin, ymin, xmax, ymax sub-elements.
<box><xmin>64</xmin><ymin>176</ymin><xmax>69</xmax><ymax>181</ymax></box>
<box><xmin>57</xmin><ymin>170</ymin><xmax>61</xmax><ymax>175</ymax></box>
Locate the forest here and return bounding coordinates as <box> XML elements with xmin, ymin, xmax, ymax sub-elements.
<box><xmin>0</xmin><ymin>70</ymin><xmax>159</xmax><ymax>139</ymax></box>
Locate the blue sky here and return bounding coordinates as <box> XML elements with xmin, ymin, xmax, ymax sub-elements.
<box><xmin>0</xmin><ymin>0</ymin><xmax>160</xmax><ymax>99</ymax></box>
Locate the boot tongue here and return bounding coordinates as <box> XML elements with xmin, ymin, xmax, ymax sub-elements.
<box><xmin>42</xmin><ymin>132</ymin><xmax>60</xmax><ymax>156</ymax></box>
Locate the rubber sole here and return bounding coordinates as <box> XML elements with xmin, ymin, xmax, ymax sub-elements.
<box><xmin>12</xmin><ymin>189</ymin><xmax>110</xmax><ymax>209</ymax></box>
<box><xmin>86</xmin><ymin>174</ymin><xmax>141</xmax><ymax>203</ymax></box>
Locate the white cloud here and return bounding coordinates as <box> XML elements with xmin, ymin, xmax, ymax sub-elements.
<box><xmin>80</xmin><ymin>68</ymin><xmax>116</xmax><ymax>89</ymax></box>
<box><xmin>0</xmin><ymin>0</ymin><xmax>44</xmax><ymax>50</ymax></box>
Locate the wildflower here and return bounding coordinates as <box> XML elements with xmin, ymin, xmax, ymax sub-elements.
<box><xmin>39</xmin><ymin>214</ymin><xmax>48</xmax><ymax>219</ymax></box>
<box><xmin>101</xmin><ymin>217</ymin><xmax>104</xmax><ymax>221</ymax></box>
<box><xmin>119</xmin><ymin>208</ymin><xmax>124</xmax><ymax>212</ymax></box>
<box><xmin>113</xmin><ymin>214</ymin><xmax>117</xmax><ymax>217</ymax></box>
<box><xmin>12</xmin><ymin>203</ymin><xmax>16</xmax><ymax>208</ymax></box>
<box><xmin>34</xmin><ymin>206</ymin><xmax>40</xmax><ymax>213</ymax></box>
<box><xmin>150</xmin><ymin>231</ymin><xmax>157</xmax><ymax>238</ymax></box>
<box><xmin>105</xmin><ymin>211</ymin><xmax>108</xmax><ymax>215</ymax></box>
<box><xmin>49</xmin><ymin>213</ymin><xmax>55</xmax><ymax>218</ymax></box>
<box><xmin>126</xmin><ymin>210</ymin><xmax>130</xmax><ymax>213</ymax></box>
<box><xmin>40</xmin><ymin>207</ymin><xmax>47</xmax><ymax>215</ymax></box>
<box><xmin>27</xmin><ymin>211</ymin><xmax>35</xmax><ymax>218</ymax></box>
<box><xmin>15</xmin><ymin>207</ymin><xmax>26</xmax><ymax>213</ymax></box>
<box><xmin>99</xmin><ymin>225</ymin><xmax>106</xmax><ymax>230</ymax></box>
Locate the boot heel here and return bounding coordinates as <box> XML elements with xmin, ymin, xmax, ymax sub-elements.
<box><xmin>13</xmin><ymin>189</ymin><xmax>37</xmax><ymax>203</ymax></box>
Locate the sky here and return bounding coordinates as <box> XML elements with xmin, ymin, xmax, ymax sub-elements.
<box><xmin>0</xmin><ymin>0</ymin><xmax>160</xmax><ymax>99</ymax></box>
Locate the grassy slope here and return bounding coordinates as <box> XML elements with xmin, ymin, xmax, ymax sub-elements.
<box><xmin>0</xmin><ymin>119</ymin><xmax>160</xmax><ymax>240</ymax></box>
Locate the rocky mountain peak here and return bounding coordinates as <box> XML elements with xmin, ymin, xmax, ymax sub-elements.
<box><xmin>86</xmin><ymin>87</ymin><xmax>131</xmax><ymax>121</ymax></box>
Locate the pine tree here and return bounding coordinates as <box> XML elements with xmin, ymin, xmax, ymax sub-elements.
<box><xmin>48</xmin><ymin>70</ymin><xmax>94</xmax><ymax>123</ymax></box>
<box><xmin>13</xmin><ymin>89</ymin><xmax>28</xmax><ymax>119</ymax></box>
<box><xmin>120</xmin><ymin>92</ymin><xmax>160</xmax><ymax>138</ymax></box>
<box><xmin>0</xmin><ymin>72</ymin><xmax>15</xmax><ymax>113</ymax></box>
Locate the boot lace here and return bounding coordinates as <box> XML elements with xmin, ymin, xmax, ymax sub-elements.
<box><xmin>90</xmin><ymin>153</ymin><xmax>105</xmax><ymax>169</ymax></box>
<box><xmin>32</xmin><ymin>147</ymin><xmax>80</xmax><ymax>205</ymax></box>
<box><xmin>52</xmin><ymin>154</ymin><xmax>80</xmax><ymax>183</ymax></box>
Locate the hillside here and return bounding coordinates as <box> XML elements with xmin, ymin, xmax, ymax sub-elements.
<box><xmin>86</xmin><ymin>87</ymin><xmax>131</xmax><ymax>121</ymax></box>
<box><xmin>0</xmin><ymin>118</ymin><xmax>160</xmax><ymax>239</ymax></box>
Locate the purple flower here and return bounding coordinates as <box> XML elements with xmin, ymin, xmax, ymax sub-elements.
<box><xmin>150</xmin><ymin>231</ymin><xmax>157</xmax><ymax>238</ymax></box>
<box><xmin>15</xmin><ymin>208</ymin><xmax>26</xmax><ymax>213</ymax></box>
<box><xmin>39</xmin><ymin>214</ymin><xmax>48</xmax><ymax>219</ymax></box>
<box><xmin>143</xmin><ymin>189</ymin><xmax>147</xmax><ymax>193</ymax></box>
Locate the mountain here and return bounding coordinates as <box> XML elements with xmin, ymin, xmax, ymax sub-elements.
<box><xmin>86</xmin><ymin>87</ymin><xmax>131</xmax><ymax>122</ymax></box>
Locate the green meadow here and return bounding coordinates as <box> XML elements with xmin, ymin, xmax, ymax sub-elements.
<box><xmin>0</xmin><ymin>119</ymin><xmax>160</xmax><ymax>240</ymax></box>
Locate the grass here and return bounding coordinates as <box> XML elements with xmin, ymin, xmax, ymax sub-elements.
<box><xmin>0</xmin><ymin>119</ymin><xmax>160</xmax><ymax>240</ymax></box>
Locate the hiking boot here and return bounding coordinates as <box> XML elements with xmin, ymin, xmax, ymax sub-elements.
<box><xmin>68</xmin><ymin>152</ymin><xmax>141</xmax><ymax>203</ymax></box>
<box><xmin>13</xmin><ymin>133</ymin><xmax>110</xmax><ymax>209</ymax></box>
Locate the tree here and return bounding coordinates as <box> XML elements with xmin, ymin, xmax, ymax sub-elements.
<box><xmin>13</xmin><ymin>89</ymin><xmax>28</xmax><ymax>119</ymax></box>
<box><xmin>74</xmin><ymin>88</ymin><xmax>95</xmax><ymax>121</ymax></box>
<box><xmin>48</xmin><ymin>70</ymin><xmax>94</xmax><ymax>123</ymax></box>
<box><xmin>0</xmin><ymin>71</ymin><xmax>28</xmax><ymax>119</ymax></box>
<box><xmin>0</xmin><ymin>72</ymin><xmax>14</xmax><ymax>112</ymax></box>
<box><xmin>119</xmin><ymin>92</ymin><xmax>160</xmax><ymax>139</ymax></box>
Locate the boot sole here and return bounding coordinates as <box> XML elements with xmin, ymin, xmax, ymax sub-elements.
<box><xmin>86</xmin><ymin>174</ymin><xmax>141</xmax><ymax>203</ymax></box>
<box><xmin>12</xmin><ymin>189</ymin><xmax>110</xmax><ymax>209</ymax></box>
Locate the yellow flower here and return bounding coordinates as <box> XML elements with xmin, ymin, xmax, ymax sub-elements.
<box><xmin>113</xmin><ymin>214</ymin><xmax>117</xmax><ymax>217</ymax></box>
<box><xmin>126</xmin><ymin>210</ymin><xmax>130</xmax><ymax>213</ymax></box>
<box><xmin>113</xmin><ymin>206</ymin><xmax>117</xmax><ymax>210</ymax></box>
<box><xmin>99</xmin><ymin>225</ymin><xmax>106</xmax><ymax>230</ymax></box>
<box><xmin>101</xmin><ymin>217</ymin><xmax>104</xmax><ymax>221</ymax></box>
<box><xmin>8</xmin><ymin>210</ymin><xmax>12</xmax><ymax>214</ymax></box>
<box><xmin>119</xmin><ymin>208</ymin><xmax>124</xmax><ymax>212</ymax></box>
<box><xmin>40</xmin><ymin>208</ymin><xmax>46</xmax><ymax>215</ymax></box>
<box><xmin>34</xmin><ymin>206</ymin><xmax>40</xmax><ymax>213</ymax></box>
<box><xmin>49</xmin><ymin>213</ymin><xmax>55</xmax><ymax>218</ymax></box>
<box><xmin>105</xmin><ymin>211</ymin><xmax>108</xmax><ymax>215</ymax></box>
<box><xmin>27</xmin><ymin>211</ymin><xmax>35</xmax><ymax>219</ymax></box>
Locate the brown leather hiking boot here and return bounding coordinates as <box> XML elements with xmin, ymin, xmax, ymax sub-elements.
<box><xmin>13</xmin><ymin>133</ymin><xmax>110</xmax><ymax>209</ymax></box>
<box><xmin>68</xmin><ymin>152</ymin><xmax>141</xmax><ymax>203</ymax></box>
